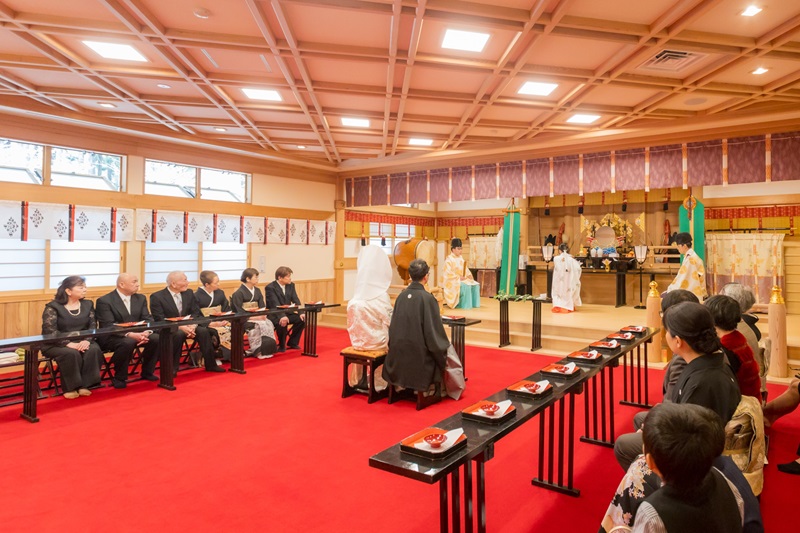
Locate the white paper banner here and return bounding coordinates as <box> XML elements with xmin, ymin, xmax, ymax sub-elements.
<box><xmin>186</xmin><ymin>212</ymin><xmax>214</xmax><ymax>243</ymax></box>
<box><xmin>288</xmin><ymin>219</ymin><xmax>307</xmax><ymax>244</ymax></box>
<box><xmin>114</xmin><ymin>208</ymin><xmax>134</xmax><ymax>242</ymax></box>
<box><xmin>26</xmin><ymin>202</ymin><xmax>69</xmax><ymax>240</ymax></box>
<box><xmin>153</xmin><ymin>209</ymin><xmax>184</xmax><ymax>242</ymax></box>
<box><xmin>0</xmin><ymin>200</ymin><xmax>21</xmax><ymax>240</ymax></box>
<box><xmin>243</xmin><ymin>216</ymin><xmax>266</xmax><ymax>243</ymax></box>
<box><xmin>326</xmin><ymin>221</ymin><xmax>336</xmax><ymax>245</ymax></box>
<box><xmin>216</xmin><ymin>214</ymin><xmax>241</xmax><ymax>243</ymax></box>
<box><xmin>308</xmin><ymin>220</ymin><xmax>326</xmax><ymax>245</ymax></box>
<box><xmin>267</xmin><ymin>217</ymin><xmax>287</xmax><ymax>244</ymax></box>
<box><xmin>72</xmin><ymin>205</ymin><xmax>111</xmax><ymax>241</ymax></box>
<box><xmin>135</xmin><ymin>209</ymin><xmax>153</xmax><ymax>241</ymax></box>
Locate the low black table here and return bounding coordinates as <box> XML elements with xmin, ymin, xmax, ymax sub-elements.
<box><xmin>442</xmin><ymin>317</ymin><xmax>480</xmax><ymax>379</ymax></box>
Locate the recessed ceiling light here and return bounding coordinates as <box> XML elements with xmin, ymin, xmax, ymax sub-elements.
<box><xmin>242</xmin><ymin>88</ymin><xmax>282</xmax><ymax>101</ymax></box>
<box><xmin>342</xmin><ymin>117</ymin><xmax>370</xmax><ymax>128</ymax></box>
<box><xmin>752</xmin><ymin>67</ymin><xmax>768</xmax><ymax>75</ymax></box>
<box><xmin>99</xmin><ymin>102</ymin><xmax>116</xmax><ymax>108</ymax></box>
<box><xmin>157</xmin><ymin>83</ymin><xmax>171</xmax><ymax>89</ymax></box>
<box><xmin>518</xmin><ymin>81</ymin><xmax>558</xmax><ymax>96</ymax></box>
<box><xmin>409</xmin><ymin>138</ymin><xmax>433</xmax><ymax>146</ymax></box>
<box><xmin>442</xmin><ymin>29</ymin><xmax>490</xmax><ymax>53</ymax></box>
<box><xmin>297</xmin><ymin>145</ymin><xmax>306</xmax><ymax>149</ymax></box>
<box><xmin>741</xmin><ymin>5</ymin><xmax>762</xmax><ymax>16</ymax></box>
<box><xmin>566</xmin><ymin>114</ymin><xmax>600</xmax><ymax>124</ymax></box>
<box><xmin>193</xmin><ymin>8</ymin><xmax>211</xmax><ymax>19</ymax></box>
<box><xmin>82</xmin><ymin>41</ymin><xmax>147</xmax><ymax>62</ymax></box>
<box><xmin>214</xmin><ymin>127</ymin><xmax>227</xmax><ymax>132</ymax></box>
<box><xmin>684</xmin><ymin>97</ymin><xmax>707</xmax><ymax>106</ymax></box>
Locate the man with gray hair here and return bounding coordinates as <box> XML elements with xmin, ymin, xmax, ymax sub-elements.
<box><xmin>150</xmin><ymin>270</ymin><xmax>225</xmax><ymax>375</ymax></box>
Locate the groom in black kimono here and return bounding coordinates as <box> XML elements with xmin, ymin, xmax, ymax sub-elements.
<box><xmin>383</xmin><ymin>259</ymin><xmax>450</xmax><ymax>392</ymax></box>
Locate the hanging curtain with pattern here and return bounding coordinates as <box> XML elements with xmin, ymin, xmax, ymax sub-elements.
<box><xmin>706</xmin><ymin>233</ymin><xmax>784</xmax><ymax>312</ymax></box>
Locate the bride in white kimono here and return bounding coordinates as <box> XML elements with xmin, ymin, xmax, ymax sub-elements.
<box><xmin>346</xmin><ymin>245</ymin><xmax>393</xmax><ymax>389</ymax></box>
<box><xmin>551</xmin><ymin>243</ymin><xmax>582</xmax><ymax>313</ymax></box>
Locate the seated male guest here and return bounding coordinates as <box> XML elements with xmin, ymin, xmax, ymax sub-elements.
<box><xmin>382</xmin><ymin>259</ymin><xmax>450</xmax><ymax>393</ymax></box>
<box><xmin>265</xmin><ymin>266</ymin><xmax>305</xmax><ymax>353</ymax></box>
<box><xmin>96</xmin><ymin>273</ymin><xmax>159</xmax><ymax>387</ymax></box>
<box><xmin>150</xmin><ymin>270</ymin><xmax>225</xmax><ymax>374</ymax></box>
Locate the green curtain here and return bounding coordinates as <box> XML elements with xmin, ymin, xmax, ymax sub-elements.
<box><xmin>499</xmin><ymin>210</ymin><xmax>520</xmax><ymax>294</ymax></box>
<box><xmin>679</xmin><ymin>198</ymin><xmax>705</xmax><ymax>263</ymax></box>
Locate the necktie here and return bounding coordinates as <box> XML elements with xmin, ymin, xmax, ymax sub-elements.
<box><xmin>173</xmin><ymin>293</ymin><xmax>182</xmax><ymax>314</ymax></box>
<box><xmin>123</xmin><ymin>296</ymin><xmax>131</xmax><ymax>314</ymax></box>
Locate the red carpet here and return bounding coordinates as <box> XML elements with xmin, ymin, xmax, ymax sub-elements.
<box><xmin>0</xmin><ymin>327</ymin><xmax>793</xmax><ymax>532</ymax></box>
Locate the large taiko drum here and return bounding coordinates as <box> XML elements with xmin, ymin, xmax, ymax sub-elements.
<box><xmin>393</xmin><ymin>238</ymin><xmax>435</xmax><ymax>283</ymax></box>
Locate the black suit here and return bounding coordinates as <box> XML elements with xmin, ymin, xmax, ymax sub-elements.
<box><xmin>150</xmin><ymin>287</ymin><xmax>218</xmax><ymax>371</ymax></box>
<box><xmin>96</xmin><ymin>290</ymin><xmax>160</xmax><ymax>381</ymax></box>
<box><xmin>264</xmin><ymin>280</ymin><xmax>305</xmax><ymax>348</ymax></box>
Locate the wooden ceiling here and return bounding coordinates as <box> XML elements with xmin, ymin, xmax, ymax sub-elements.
<box><xmin>1</xmin><ymin>0</ymin><xmax>799</xmax><ymax>176</ymax></box>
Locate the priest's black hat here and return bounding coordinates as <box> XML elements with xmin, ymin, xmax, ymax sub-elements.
<box><xmin>450</xmin><ymin>238</ymin><xmax>462</xmax><ymax>249</ymax></box>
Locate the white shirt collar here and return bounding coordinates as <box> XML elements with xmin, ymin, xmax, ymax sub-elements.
<box><xmin>116</xmin><ymin>289</ymin><xmax>131</xmax><ymax>301</ymax></box>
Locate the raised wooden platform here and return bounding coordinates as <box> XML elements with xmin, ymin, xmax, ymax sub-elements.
<box><xmin>320</xmin><ymin>299</ymin><xmax>800</xmax><ymax>384</ymax></box>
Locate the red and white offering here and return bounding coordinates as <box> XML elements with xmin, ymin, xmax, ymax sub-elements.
<box><xmin>523</xmin><ymin>380</ymin><xmax>551</xmax><ymax>394</ymax></box>
<box><xmin>414</xmin><ymin>428</ymin><xmax>465</xmax><ymax>451</ymax></box>
<box><xmin>590</xmin><ymin>340</ymin><xmax>619</xmax><ymax>350</ymax></box>
<box><xmin>621</xmin><ymin>325</ymin><xmax>647</xmax><ymax>333</ymax></box>
<box><xmin>568</xmin><ymin>349</ymin><xmax>601</xmax><ymax>360</ymax></box>
<box><xmin>607</xmin><ymin>332</ymin><xmax>635</xmax><ymax>341</ymax></box>
<box><xmin>542</xmin><ymin>362</ymin><xmax>579</xmax><ymax>375</ymax></box>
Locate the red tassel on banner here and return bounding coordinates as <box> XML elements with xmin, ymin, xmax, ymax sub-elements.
<box><xmin>110</xmin><ymin>207</ymin><xmax>117</xmax><ymax>243</ymax></box>
<box><xmin>240</xmin><ymin>217</ymin><xmax>245</xmax><ymax>244</ymax></box>
<box><xmin>306</xmin><ymin>220</ymin><xmax>310</xmax><ymax>245</ymax></box>
<box><xmin>68</xmin><ymin>204</ymin><xmax>75</xmax><ymax>242</ymax></box>
<box><xmin>361</xmin><ymin>221</ymin><xmax>366</xmax><ymax>246</ymax></box>
<box><xmin>286</xmin><ymin>219</ymin><xmax>290</xmax><ymax>245</ymax></box>
<box><xmin>212</xmin><ymin>213</ymin><xmax>218</xmax><ymax>243</ymax></box>
<box><xmin>152</xmin><ymin>210</ymin><xmax>158</xmax><ymax>243</ymax></box>
<box><xmin>184</xmin><ymin>212</ymin><xmax>189</xmax><ymax>243</ymax></box>
<box><xmin>601</xmin><ymin>191</ymin><xmax>605</xmax><ymax>206</ymax></box>
<box><xmin>622</xmin><ymin>191</ymin><xmax>628</xmax><ymax>212</ymax></box>
<box><xmin>791</xmin><ymin>217</ymin><xmax>795</xmax><ymax>236</ymax></box>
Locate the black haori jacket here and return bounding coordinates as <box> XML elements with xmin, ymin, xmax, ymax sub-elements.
<box><xmin>383</xmin><ymin>282</ymin><xmax>449</xmax><ymax>391</ymax></box>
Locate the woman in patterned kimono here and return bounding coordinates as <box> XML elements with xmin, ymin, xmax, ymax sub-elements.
<box><xmin>230</xmin><ymin>268</ymin><xmax>277</xmax><ymax>359</ymax></box>
<box><xmin>442</xmin><ymin>238</ymin><xmax>477</xmax><ymax>309</ymax></box>
<box><xmin>665</xmin><ymin>232</ymin><xmax>707</xmax><ymax>300</ymax></box>
<box><xmin>551</xmin><ymin>243</ymin><xmax>582</xmax><ymax>313</ymax></box>
<box><xmin>346</xmin><ymin>245</ymin><xmax>393</xmax><ymax>389</ymax></box>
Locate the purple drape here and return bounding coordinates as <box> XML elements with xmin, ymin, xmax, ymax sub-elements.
<box><xmin>371</xmin><ymin>174</ymin><xmax>388</xmax><ymax>206</ymax></box>
<box><xmin>345</xmin><ymin>178</ymin><xmax>353</xmax><ymax>207</ymax></box>
<box><xmin>451</xmin><ymin>166</ymin><xmax>472</xmax><ymax>201</ymax></box>
<box><xmin>353</xmin><ymin>177</ymin><xmax>370</xmax><ymax>207</ymax></box>
<box><xmin>583</xmin><ymin>151</ymin><xmax>611</xmax><ymax>193</ymax></box>
<box><xmin>553</xmin><ymin>155</ymin><xmax>579</xmax><ymax>195</ymax></box>
<box><xmin>728</xmin><ymin>136</ymin><xmax>765</xmax><ymax>184</ymax></box>
<box><xmin>390</xmin><ymin>172</ymin><xmax>408</xmax><ymax>205</ymax></box>
<box><xmin>616</xmin><ymin>149</ymin><xmax>645</xmax><ymax>191</ymax></box>
<box><xmin>474</xmin><ymin>164</ymin><xmax>496</xmax><ymax>199</ymax></box>
<box><xmin>649</xmin><ymin>144</ymin><xmax>683</xmax><ymax>189</ymax></box>
<box><xmin>688</xmin><ymin>140</ymin><xmax>722</xmax><ymax>187</ymax></box>
<box><xmin>409</xmin><ymin>171</ymin><xmax>427</xmax><ymax>204</ymax></box>
<box><xmin>499</xmin><ymin>161</ymin><xmax>523</xmax><ymax>198</ymax></box>
<box><xmin>526</xmin><ymin>158</ymin><xmax>550</xmax><ymax>197</ymax></box>
<box><xmin>429</xmin><ymin>168</ymin><xmax>449</xmax><ymax>203</ymax></box>
<box><xmin>772</xmin><ymin>132</ymin><xmax>800</xmax><ymax>182</ymax></box>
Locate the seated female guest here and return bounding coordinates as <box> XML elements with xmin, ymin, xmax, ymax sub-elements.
<box><xmin>195</xmin><ymin>270</ymin><xmax>233</xmax><ymax>361</ymax></box>
<box><xmin>41</xmin><ymin>275</ymin><xmax>103</xmax><ymax>400</ymax></box>
<box><xmin>230</xmin><ymin>268</ymin><xmax>277</xmax><ymax>359</ymax></box>
<box><xmin>705</xmin><ymin>295</ymin><xmax>761</xmax><ymax>399</ymax></box>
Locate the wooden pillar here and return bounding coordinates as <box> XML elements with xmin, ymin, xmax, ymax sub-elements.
<box><xmin>767</xmin><ymin>285</ymin><xmax>788</xmax><ymax>378</ymax></box>
<box><xmin>333</xmin><ymin>199</ymin><xmax>346</xmax><ymax>304</ymax></box>
<box><xmin>645</xmin><ymin>281</ymin><xmax>663</xmax><ymax>362</ymax></box>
